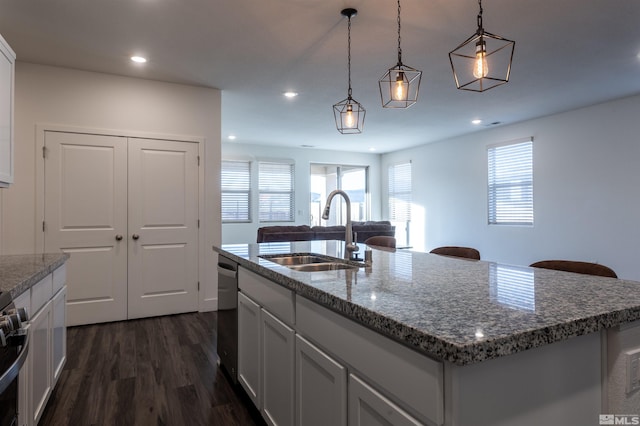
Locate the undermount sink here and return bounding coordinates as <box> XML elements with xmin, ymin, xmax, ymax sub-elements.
<box><xmin>259</xmin><ymin>253</ymin><xmax>359</xmax><ymax>272</ymax></box>
<box><xmin>286</xmin><ymin>262</ymin><xmax>358</xmax><ymax>272</ymax></box>
<box><xmin>260</xmin><ymin>254</ymin><xmax>333</xmax><ymax>266</ymax></box>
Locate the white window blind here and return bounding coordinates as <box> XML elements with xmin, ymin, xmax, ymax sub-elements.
<box><xmin>388</xmin><ymin>161</ymin><xmax>412</xmax><ymax>222</ymax></box>
<box><xmin>221</xmin><ymin>160</ymin><xmax>251</xmax><ymax>223</ymax></box>
<box><xmin>259</xmin><ymin>161</ymin><xmax>294</xmax><ymax>222</ymax></box>
<box><xmin>487</xmin><ymin>139</ymin><xmax>533</xmax><ymax>225</ymax></box>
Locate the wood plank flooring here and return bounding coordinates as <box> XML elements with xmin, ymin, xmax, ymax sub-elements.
<box><xmin>40</xmin><ymin>312</ymin><xmax>265</xmax><ymax>426</ymax></box>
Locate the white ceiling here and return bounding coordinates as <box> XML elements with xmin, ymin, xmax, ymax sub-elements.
<box><xmin>1</xmin><ymin>0</ymin><xmax>639</xmax><ymax>153</ymax></box>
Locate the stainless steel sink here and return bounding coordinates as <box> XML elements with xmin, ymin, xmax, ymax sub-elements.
<box><xmin>259</xmin><ymin>253</ymin><xmax>359</xmax><ymax>272</ymax></box>
<box><xmin>286</xmin><ymin>262</ymin><xmax>358</xmax><ymax>272</ymax></box>
<box><xmin>260</xmin><ymin>254</ymin><xmax>333</xmax><ymax>266</ymax></box>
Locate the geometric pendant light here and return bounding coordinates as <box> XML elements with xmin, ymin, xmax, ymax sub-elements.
<box><xmin>379</xmin><ymin>0</ymin><xmax>422</xmax><ymax>108</ymax></box>
<box><xmin>333</xmin><ymin>8</ymin><xmax>366</xmax><ymax>134</ymax></box>
<box><xmin>448</xmin><ymin>0</ymin><xmax>515</xmax><ymax>92</ymax></box>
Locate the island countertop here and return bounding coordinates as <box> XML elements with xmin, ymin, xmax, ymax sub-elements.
<box><xmin>0</xmin><ymin>253</ymin><xmax>69</xmax><ymax>299</ymax></box>
<box><xmin>214</xmin><ymin>241</ymin><xmax>640</xmax><ymax>366</ymax></box>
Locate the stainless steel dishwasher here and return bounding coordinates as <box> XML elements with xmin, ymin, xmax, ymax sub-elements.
<box><xmin>217</xmin><ymin>254</ymin><xmax>238</xmax><ymax>384</ymax></box>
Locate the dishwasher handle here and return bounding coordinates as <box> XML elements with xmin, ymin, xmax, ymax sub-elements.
<box><xmin>217</xmin><ymin>263</ymin><xmax>237</xmax><ymax>279</ymax></box>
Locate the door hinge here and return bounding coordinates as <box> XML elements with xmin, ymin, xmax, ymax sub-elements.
<box><xmin>42</xmin><ymin>221</ymin><xmax>46</xmax><ymax>232</ymax></box>
<box><xmin>42</xmin><ymin>146</ymin><xmax>47</xmax><ymax>159</ymax></box>
<box><xmin>197</xmin><ymin>155</ymin><xmax>200</xmax><ymax>166</ymax></box>
<box><xmin>197</xmin><ymin>281</ymin><xmax>200</xmax><ymax>291</ymax></box>
<box><xmin>197</xmin><ymin>219</ymin><xmax>200</xmax><ymax>228</ymax></box>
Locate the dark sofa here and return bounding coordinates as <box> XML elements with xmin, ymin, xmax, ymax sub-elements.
<box><xmin>256</xmin><ymin>221</ymin><xmax>395</xmax><ymax>243</ymax></box>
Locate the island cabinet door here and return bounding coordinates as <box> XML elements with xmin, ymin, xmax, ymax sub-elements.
<box><xmin>30</xmin><ymin>300</ymin><xmax>53</xmax><ymax>426</ymax></box>
<box><xmin>238</xmin><ymin>291</ymin><xmax>262</xmax><ymax>409</ymax></box>
<box><xmin>261</xmin><ymin>309</ymin><xmax>295</xmax><ymax>426</ymax></box>
<box><xmin>295</xmin><ymin>334</ymin><xmax>347</xmax><ymax>426</ymax></box>
<box><xmin>348</xmin><ymin>374</ymin><xmax>423</xmax><ymax>426</ymax></box>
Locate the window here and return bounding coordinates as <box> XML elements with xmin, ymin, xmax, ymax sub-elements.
<box><xmin>310</xmin><ymin>164</ymin><xmax>368</xmax><ymax>226</ymax></box>
<box><xmin>221</xmin><ymin>160</ymin><xmax>251</xmax><ymax>223</ymax></box>
<box><xmin>259</xmin><ymin>161</ymin><xmax>294</xmax><ymax>222</ymax></box>
<box><xmin>388</xmin><ymin>161</ymin><xmax>412</xmax><ymax>246</ymax></box>
<box><xmin>487</xmin><ymin>138</ymin><xmax>533</xmax><ymax>225</ymax></box>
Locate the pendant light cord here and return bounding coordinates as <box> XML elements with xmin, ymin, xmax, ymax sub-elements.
<box><xmin>347</xmin><ymin>14</ymin><xmax>353</xmax><ymax>98</ymax></box>
<box><xmin>477</xmin><ymin>0</ymin><xmax>484</xmax><ymax>31</ymax></box>
<box><xmin>397</xmin><ymin>0</ymin><xmax>403</xmax><ymax>65</ymax></box>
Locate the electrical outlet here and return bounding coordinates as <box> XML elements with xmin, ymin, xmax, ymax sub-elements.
<box><xmin>625</xmin><ymin>349</ymin><xmax>640</xmax><ymax>393</ymax></box>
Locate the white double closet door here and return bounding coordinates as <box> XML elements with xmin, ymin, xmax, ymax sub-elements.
<box><xmin>43</xmin><ymin>131</ymin><xmax>199</xmax><ymax>326</ymax></box>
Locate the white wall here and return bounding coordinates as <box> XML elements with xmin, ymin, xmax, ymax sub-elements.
<box><xmin>382</xmin><ymin>94</ymin><xmax>640</xmax><ymax>280</ymax></box>
<box><xmin>0</xmin><ymin>62</ymin><xmax>221</xmax><ymax>309</ymax></box>
<box><xmin>222</xmin><ymin>142</ymin><xmax>382</xmax><ymax>244</ymax></box>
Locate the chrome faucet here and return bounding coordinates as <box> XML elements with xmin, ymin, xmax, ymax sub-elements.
<box><xmin>322</xmin><ymin>189</ymin><xmax>359</xmax><ymax>260</ymax></box>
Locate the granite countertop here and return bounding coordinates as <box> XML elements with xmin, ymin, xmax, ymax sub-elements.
<box><xmin>215</xmin><ymin>241</ymin><xmax>640</xmax><ymax>366</ymax></box>
<box><xmin>0</xmin><ymin>253</ymin><xmax>69</xmax><ymax>299</ymax></box>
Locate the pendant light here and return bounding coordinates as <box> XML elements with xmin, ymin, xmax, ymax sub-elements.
<box><xmin>448</xmin><ymin>0</ymin><xmax>515</xmax><ymax>92</ymax></box>
<box><xmin>378</xmin><ymin>0</ymin><xmax>422</xmax><ymax>108</ymax></box>
<box><xmin>333</xmin><ymin>8</ymin><xmax>365</xmax><ymax>134</ymax></box>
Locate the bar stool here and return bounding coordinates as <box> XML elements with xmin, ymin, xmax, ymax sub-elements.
<box><xmin>429</xmin><ymin>246</ymin><xmax>481</xmax><ymax>260</ymax></box>
<box><xmin>364</xmin><ymin>236</ymin><xmax>396</xmax><ymax>249</ymax></box>
<box><xmin>529</xmin><ymin>260</ymin><xmax>617</xmax><ymax>278</ymax></box>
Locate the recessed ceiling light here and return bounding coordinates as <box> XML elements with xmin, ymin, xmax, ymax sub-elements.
<box><xmin>131</xmin><ymin>56</ymin><xmax>147</xmax><ymax>63</ymax></box>
<box><xmin>300</xmin><ymin>144</ymin><xmax>315</xmax><ymax>148</ymax></box>
<box><xmin>228</xmin><ymin>135</ymin><xmax>237</xmax><ymax>140</ymax></box>
<box><xmin>471</xmin><ymin>119</ymin><xmax>482</xmax><ymax>125</ymax></box>
<box><xmin>369</xmin><ymin>147</ymin><xmax>376</xmax><ymax>152</ymax></box>
<box><xmin>283</xmin><ymin>91</ymin><xmax>299</xmax><ymax>98</ymax></box>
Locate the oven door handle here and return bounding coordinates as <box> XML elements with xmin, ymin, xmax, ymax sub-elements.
<box><xmin>0</xmin><ymin>330</ymin><xmax>29</xmax><ymax>395</ymax></box>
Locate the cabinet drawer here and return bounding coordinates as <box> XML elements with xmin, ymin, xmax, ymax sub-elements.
<box><xmin>31</xmin><ymin>274</ymin><xmax>53</xmax><ymax>316</ymax></box>
<box><xmin>296</xmin><ymin>296</ymin><xmax>444</xmax><ymax>426</ymax></box>
<box><xmin>52</xmin><ymin>263</ymin><xmax>66</xmax><ymax>294</ymax></box>
<box><xmin>238</xmin><ymin>267</ymin><xmax>294</xmax><ymax>327</ymax></box>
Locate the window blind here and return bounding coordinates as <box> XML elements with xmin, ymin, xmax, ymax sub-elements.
<box><xmin>259</xmin><ymin>161</ymin><xmax>294</xmax><ymax>222</ymax></box>
<box><xmin>221</xmin><ymin>160</ymin><xmax>251</xmax><ymax>223</ymax></box>
<box><xmin>388</xmin><ymin>161</ymin><xmax>412</xmax><ymax>222</ymax></box>
<box><xmin>487</xmin><ymin>139</ymin><xmax>533</xmax><ymax>225</ymax></box>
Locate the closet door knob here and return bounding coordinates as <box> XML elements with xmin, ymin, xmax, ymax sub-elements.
<box><xmin>115</xmin><ymin>235</ymin><xmax>123</xmax><ymax>241</ymax></box>
<box><xmin>132</xmin><ymin>234</ymin><xmax>140</xmax><ymax>240</ymax></box>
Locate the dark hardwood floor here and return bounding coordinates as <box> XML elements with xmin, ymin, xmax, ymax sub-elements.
<box><xmin>40</xmin><ymin>312</ymin><xmax>264</xmax><ymax>426</ymax></box>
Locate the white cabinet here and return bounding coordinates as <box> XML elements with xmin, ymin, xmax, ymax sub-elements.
<box><xmin>295</xmin><ymin>334</ymin><xmax>347</xmax><ymax>426</ymax></box>
<box><xmin>238</xmin><ymin>291</ymin><xmax>262</xmax><ymax>408</ymax></box>
<box><xmin>51</xmin><ymin>286</ymin><xmax>67</xmax><ymax>382</ymax></box>
<box><xmin>13</xmin><ymin>263</ymin><xmax>67</xmax><ymax>426</ymax></box>
<box><xmin>0</xmin><ymin>33</ymin><xmax>15</xmax><ymax>187</ymax></box>
<box><xmin>296</xmin><ymin>296</ymin><xmax>443</xmax><ymax>426</ymax></box>
<box><xmin>237</xmin><ymin>266</ymin><xmax>442</xmax><ymax>426</ymax></box>
<box><xmin>238</xmin><ymin>267</ymin><xmax>296</xmax><ymax>426</ymax></box>
<box><xmin>30</xmin><ymin>301</ymin><xmax>52</xmax><ymax>425</ymax></box>
<box><xmin>349</xmin><ymin>374</ymin><xmax>422</xmax><ymax>426</ymax></box>
<box><xmin>262</xmin><ymin>309</ymin><xmax>295</xmax><ymax>426</ymax></box>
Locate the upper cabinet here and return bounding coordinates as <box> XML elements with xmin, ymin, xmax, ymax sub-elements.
<box><xmin>0</xmin><ymin>33</ymin><xmax>15</xmax><ymax>188</ymax></box>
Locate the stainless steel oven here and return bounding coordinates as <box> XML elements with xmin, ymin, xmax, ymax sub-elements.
<box><xmin>0</xmin><ymin>292</ymin><xmax>29</xmax><ymax>426</ymax></box>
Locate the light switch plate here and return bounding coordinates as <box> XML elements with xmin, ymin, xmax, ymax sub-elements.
<box><xmin>625</xmin><ymin>348</ymin><xmax>640</xmax><ymax>394</ymax></box>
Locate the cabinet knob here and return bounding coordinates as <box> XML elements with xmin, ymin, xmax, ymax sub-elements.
<box><xmin>132</xmin><ymin>234</ymin><xmax>140</xmax><ymax>240</ymax></box>
<box><xmin>115</xmin><ymin>235</ymin><xmax>123</xmax><ymax>241</ymax></box>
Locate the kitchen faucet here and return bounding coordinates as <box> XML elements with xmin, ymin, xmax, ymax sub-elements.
<box><xmin>322</xmin><ymin>189</ymin><xmax>359</xmax><ymax>260</ymax></box>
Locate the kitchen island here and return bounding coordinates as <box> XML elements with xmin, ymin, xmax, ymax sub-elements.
<box><xmin>214</xmin><ymin>241</ymin><xmax>640</xmax><ymax>426</ymax></box>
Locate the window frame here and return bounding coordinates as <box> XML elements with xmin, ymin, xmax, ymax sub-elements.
<box><xmin>258</xmin><ymin>160</ymin><xmax>295</xmax><ymax>223</ymax></box>
<box><xmin>221</xmin><ymin>159</ymin><xmax>252</xmax><ymax>224</ymax></box>
<box><xmin>388</xmin><ymin>160</ymin><xmax>412</xmax><ymax>246</ymax></box>
<box><xmin>487</xmin><ymin>138</ymin><xmax>534</xmax><ymax>226</ymax></box>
